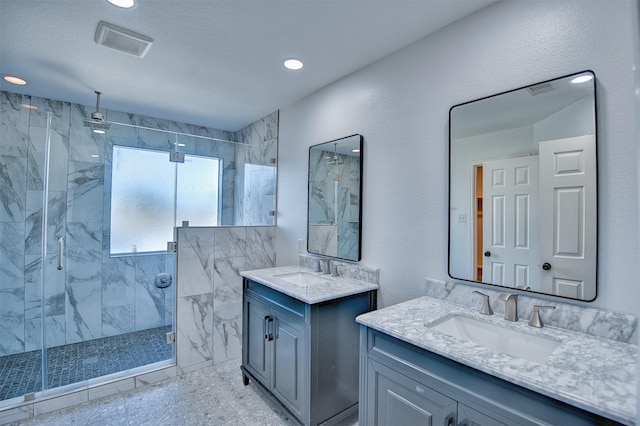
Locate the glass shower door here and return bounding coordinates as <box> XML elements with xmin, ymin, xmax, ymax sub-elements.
<box><xmin>0</xmin><ymin>111</ymin><xmax>63</xmax><ymax>403</ymax></box>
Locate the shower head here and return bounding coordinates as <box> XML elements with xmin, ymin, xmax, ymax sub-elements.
<box><xmin>83</xmin><ymin>91</ymin><xmax>111</xmax><ymax>131</ymax></box>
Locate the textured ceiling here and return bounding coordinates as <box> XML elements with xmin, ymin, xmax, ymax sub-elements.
<box><xmin>0</xmin><ymin>0</ymin><xmax>495</xmax><ymax>131</ymax></box>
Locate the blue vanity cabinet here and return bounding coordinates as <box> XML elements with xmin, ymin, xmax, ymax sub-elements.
<box><xmin>243</xmin><ymin>287</ymin><xmax>306</xmax><ymax>418</ymax></box>
<box><xmin>359</xmin><ymin>327</ymin><xmax>613</xmax><ymax>426</ymax></box>
<box><xmin>242</xmin><ymin>278</ymin><xmax>377</xmax><ymax>426</ymax></box>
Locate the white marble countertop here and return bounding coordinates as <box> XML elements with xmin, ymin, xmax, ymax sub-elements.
<box><xmin>241</xmin><ymin>265</ymin><xmax>379</xmax><ymax>304</ymax></box>
<box><xmin>356</xmin><ymin>296</ymin><xmax>637</xmax><ymax>425</ymax></box>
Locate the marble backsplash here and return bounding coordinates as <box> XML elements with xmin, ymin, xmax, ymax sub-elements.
<box><xmin>425</xmin><ymin>278</ymin><xmax>638</xmax><ymax>344</ymax></box>
<box><xmin>298</xmin><ymin>253</ymin><xmax>380</xmax><ymax>285</ymax></box>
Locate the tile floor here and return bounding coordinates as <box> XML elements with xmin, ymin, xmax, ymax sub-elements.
<box><xmin>0</xmin><ymin>326</ymin><xmax>172</xmax><ymax>401</ymax></box>
<box><xmin>8</xmin><ymin>358</ymin><xmax>359</xmax><ymax>426</ymax></box>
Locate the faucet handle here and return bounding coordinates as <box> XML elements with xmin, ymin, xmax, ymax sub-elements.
<box><xmin>313</xmin><ymin>258</ymin><xmax>322</xmax><ymax>273</ymax></box>
<box><xmin>472</xmin><ymin>291</ymin><xmax>493</xmax><ymax>315</ymax></box>
<box><xmin>331</xmin><ymin>263</ymin><xmax>342</xmax><ymax>277</ymax></box>
<box><xmin>529</xmin><ymin>305</ymin><xmax>556</xmax><ymax>328</ymax></box>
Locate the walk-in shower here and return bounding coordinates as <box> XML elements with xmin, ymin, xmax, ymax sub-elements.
<box><xmin>0</xmin><ymin>90</ymin><xmax>277</xmax><ymax>413</ymax></box>
<box><xmin>0</xmin><ymin>95</ymin><xmax>176</xmax><ymax>406</ymax></box>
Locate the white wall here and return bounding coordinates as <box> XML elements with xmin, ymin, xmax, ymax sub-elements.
<box><xmin>277</xmin><ymin>1</ymin><xmax>639</xmax><ymax>315</ymax></box>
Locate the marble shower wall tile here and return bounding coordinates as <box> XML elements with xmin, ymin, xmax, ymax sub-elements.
<box><xmin>29</xmin><ymin>97</ymin><xmax>70</xmax><ymax>132</ymax></box>
<box><xmin>177</xmin><ymin>293</ymin><xmax>214</xmax><ymax>369</ymax></box>
<box><xmin>27</xmin><ymin>126</ymin><xmax>69</xmax><ymax>193</ymax></box>
<box><xmin>0</xmin><ymin>222</ymin><xmax>25</xmax><ymax>290</ymax></box>
<box><xmin>176</xmin><ymin>228</ymin><xmax>214</xmax><ymax>297</ymax></box>
<box><xmin>175</xmin><ymin>225</ymin><xmax>276</xmax><ymax>370</ymax></box>
<box><xmin>0</xmin><ymin>92</ymin><xmax>30</xmax><ymax>157</ymax></box>
<box><xmin>0</xmin><ymin>154</ymin><xmax>27</xmax><ymax>223</ymax></box>
<box><xmin>214</xmin><ymin>227</ymin><xmax>246</xmax><ymax>258</ymax></box>
<box><xmin>66</xmin><ymin>162</ymin><xmax>104</xmax><ymax>222</ymax></box>
<box><xmin>424</xmin><ymin>278</ymin><xmax>638</xmax><ymax>344</ymax></box>
<box><xmin>232</xmin><ymin>111</ymin><xmax>278</xmax><ymax>226</ymax></box>
<box><xmin>233</xmin><ymin>110</ymin><xmax>278</xmax><ymax>166</ymax></box>
<box><xmin>246</xmin><ymin>227</ymin><xmax>276</xmax><ymax>270</ymax></box>
<box><xmin>66</xmin><ymin>281</ymin><xmax>101</xmax><ymax>344</ymax></box>
<box><xmin>0</xmin><ymin>287</ymin><xmax>26</xmax><ymax>355</ymax></box>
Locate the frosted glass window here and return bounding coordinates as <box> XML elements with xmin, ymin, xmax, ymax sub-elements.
<box><xmin>176</xmin><ymin>154</ymin><xmax>220</xmax><ymax>226</ymax></box>
<box><xmin>110</xmin><ymin>146</ymin><xmax>221</xmax><ymax>255</ymax></box>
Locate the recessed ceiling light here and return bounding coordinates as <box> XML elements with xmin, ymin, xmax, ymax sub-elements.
<box><xmin>352</xmin><ymin>149</ymin><xmax>360</xmax><ymax>153</ymax></box>
<box><xmin>21</xmin><ymin>103</ymin><xmax>37</xmax><ymax>110</ymax></box>
<box><xmin>107</xmin><ymin>0</ymin><xmax>135</xmax><ymax>8</ymax></box>
<box><xmin>3</xmin><ymin>75</ymin><xmax>27</xmax><ymax>85</ymax></box>
<box><xmin>571</xmin><ymin>74</ymin><xmax>593</xmax><ymax>84</ymax></box>
<box><xmin>93</xmin><ymin>129</ymin><xmax>106</xmax><ymax>134</ymax></box>
<box><xmin>283</xmin><ymin>58</ymin><xmax>304</xmax><ymax>71</ymax></box>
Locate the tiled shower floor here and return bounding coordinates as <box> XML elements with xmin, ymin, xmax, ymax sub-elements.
<box><xmin>0</xmin><ymin>326</ymin><xmax>172</xmax><ymax>401</ymax></box>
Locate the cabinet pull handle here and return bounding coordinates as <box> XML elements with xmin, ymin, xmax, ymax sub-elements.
<box><xmin>264</xmin><ymin>315</ymin><xmax>271</xmax><ymax>340</ymax></box>
<box><xmin>263</xmin><ymin>315</ymin><xmax>274</xmax><ymax>341</ymax></box>
<box><xmin>444</xmin><ymin>414</ymin><xmax>455</xmax><ymax>426</ymax></box>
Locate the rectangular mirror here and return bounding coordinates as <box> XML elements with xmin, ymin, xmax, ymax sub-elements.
<box><xmin>449</xmin><ymin>71</ymin><xmax>597</xmax><ymax>301</ymax></box>
<box><xmin>308</xmin><ymin>134</ymin><xmax>363</xmax><ymax>262</ymax></box>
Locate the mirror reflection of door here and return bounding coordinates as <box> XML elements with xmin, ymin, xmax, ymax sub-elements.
<box><xmin>449</xmin><ymin>70</ymin><xmax>597</xmax><ymax>301</ymax></box>
<box><xmin>476</xmin><ymin>156</ymin><xmax>539</xmax><ymax>289</ymax></box>
<box><xmin>539</xmin><ymin>135</ymin><xmax>596</xmax><ymax>300</ymax></box>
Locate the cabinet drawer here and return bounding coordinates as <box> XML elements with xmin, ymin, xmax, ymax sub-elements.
<box><xmin>244</xmin><ymin>279</ymin><xmax>306</xmax><ymax>318</ymax></box>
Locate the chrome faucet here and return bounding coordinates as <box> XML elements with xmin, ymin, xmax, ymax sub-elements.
<box><xmin>497</xmin><ymin>293</ymin><xmax>518</xmax><ymax>321</ymax></box>
<box><xmin>472</xmin><ymin>291</ymin><xmax>493</xmax><ymax>315</ymax></box>
<box><xmin>529</xmin><ymin>305</ymin><xmax>555</xmax><ymax>328</ymax></box>
<box><xmin>314</xmin><ymin>257</ymin><xmax>331</xmax><ymax>275</ymax></box>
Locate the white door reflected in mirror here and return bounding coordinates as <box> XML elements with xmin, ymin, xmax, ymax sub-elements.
<box><xmin>449</xmin><ymin>71</ymin><xmax>597</xmax><ymax>301</ymax></box>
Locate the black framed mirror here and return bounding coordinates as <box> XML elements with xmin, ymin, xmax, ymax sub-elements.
<box><xmin>308</xmin><ymin>134</ymin><xmax>363</xmax><ymax>262</ymax></box>
<box><xmin>448</xmin><ymin>71</ymin><xmax>597</xmax><ymax>301</ymax></box>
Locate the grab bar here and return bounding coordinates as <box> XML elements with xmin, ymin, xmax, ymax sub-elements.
<box><xmin>57</xmin><ymin>236</ymin><xmax>64</xmax><ymax>270</ymax></box>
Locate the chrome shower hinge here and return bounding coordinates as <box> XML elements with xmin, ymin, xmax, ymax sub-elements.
<box><xmin>166</xmin><ymin>332</ymin><xmax>176</xmax><ymax>344</ymax></box>
<box><xmin>167</xmin><ymin>241</ymin><xmax>177</xmax><ymax>252</ymax></box>
<box><xmin>170</xmin><ymin>151</ymin><xmax>185</xmax><ymax>163</ymax></box>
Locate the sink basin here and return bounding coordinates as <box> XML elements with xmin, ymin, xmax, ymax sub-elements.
<box><xmin>274</xmin><ymin>272</ymin><xmax>334</xmax><ymax>287</ymax></box>
<box><xmin>428</xmin><ymin>314</ymin><xmax>560</xmax><ymax>363</ymax></box>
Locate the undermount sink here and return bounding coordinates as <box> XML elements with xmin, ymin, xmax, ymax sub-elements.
<box><xmin>274</xmin><ymin>272</ymin><xmax>334</xmax><ymax>287</ymax></box>
<box><xmin>428</xmin><ymin>314</ymin><xmax>560</xmax><ymax>363</ymax></box>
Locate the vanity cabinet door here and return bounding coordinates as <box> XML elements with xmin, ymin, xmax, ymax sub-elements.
<box><xmin>367</xmin><ymin>358</ymin><xmax>456</xmax><ymax>426</ymax></box>
<box><xmin>271</xmin><ymin>307</ymin><xmax>306</xmax><ymax>418</ymax></box>
<box><xmin>244</xmin><ymin>294</ymin><xmax>271</xmax><ymax>386</ymax></box>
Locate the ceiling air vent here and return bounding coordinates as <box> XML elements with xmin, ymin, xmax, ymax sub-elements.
<box><xmin>527</xmin><ymin>81</ymin><xmax>554</xmax><ymax>96</ymax></box>
<box><xmin>94</xmin><ymin>21</ymin><xmax>153</xmax><ymax>58</ymax></box>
